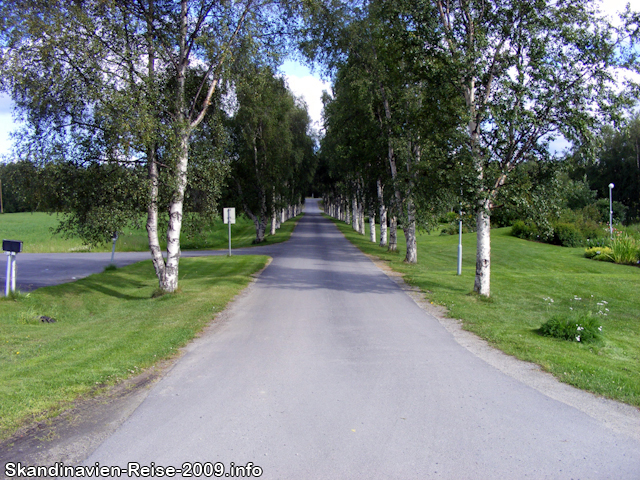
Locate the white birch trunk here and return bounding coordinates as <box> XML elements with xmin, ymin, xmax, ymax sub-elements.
<box><xmin>162</xmin><ymin>131</ymin><xmax>189</xmax><ymax>292</ymax></box>
<box><xmin>352</xmin><ymin>196</ymin><xmax>359</xmax><ymax>232</ymax></box>
<box><xmin>474</xmin><ymin>201</ymin><xmax>491</xmax><ymax>296</ymax></box>
<box><xmin>146</xmin><ymin>151</ymin><xmax>166</xmax><ymax>283</ymax></box>
<box><xmin>270</xmin><ymin>187</ymin><xmax>276</xmax><ymax>235</ymax></box>
<box><xmin>403</xmin><ymin>143</ymin><xmax>419</xmax><ymax>264</ymax></box>
<box><xmin>377</xmin><ymin>179</ymin><xmax>387</xmax><ymax>247</ymax></box>
<box><xmin>388</xmin><ymin>215</ymin><xmax>398</xmax><ymax>252</ymax></box>
<box><xmin>404</xmin><ymin>198</ymin><xmax>417</xmax><ymax>264</ymax></box>
<box><xmin>369</xmin><ymin>207</ymin><xmax>376</xmax><ymax>243</ymax></box>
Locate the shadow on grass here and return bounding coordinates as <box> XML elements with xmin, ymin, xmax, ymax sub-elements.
<box><xmin>78</xmin><ymin>276</ymin><xmax>151</xmax><ymax>301</ymax></box>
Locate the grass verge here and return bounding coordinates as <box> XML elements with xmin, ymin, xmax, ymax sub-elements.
<box><xmin>328</xmin><ymin>215</ymin><xmax>640</xmax><ymax>408</ymax></box>
<box><xmin>0</xmin><ymin>212</ymin><xmax>302</xmax><ymax>253</ymax></box>
<box><xmin>0</xmin><ymin>255</ymin><xmax>269</xmax><ymax>440</ymax></box>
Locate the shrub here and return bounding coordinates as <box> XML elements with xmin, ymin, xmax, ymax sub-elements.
<box><xmin>608</xmin><ymin>235</ymin><xmax>640</xmax><ymax>265</ymax></box>
<box><xmin>540</xmin><ymin>313</ymin><xmax>602</xmax><ymax>343</ymax></box>
<box><xmin>552</xmin><ymin>222</ymin><xmax>584</xmax><ymax>247</ymax></box>
<box><xmin>440</xmin><ymin>223</ymin><xmax>471</xmax><ymax>236</ymax></box>
<box><xmin>511</xmin><ymin>220</ymin><xmax>539</xmax><ymax>240</ymax></box>
<box><xmin>584</xmin><ymin>246</ymin><xmax>613</xmax><ymax>260</ymax></box>
<box><xmin>439</xmin><ymin>211</ymin><xmax>459</xmax><ymax>223</ymax></box>
<box><xmin>595</xmin><ymin>198</ymin><xmax>628</xmax><ymax>225</ymax></box>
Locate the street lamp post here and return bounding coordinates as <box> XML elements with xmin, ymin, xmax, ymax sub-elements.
<box><xmin>457</xmin><ymin>185</ymin><xmax>463</xmax><ymax>276</ymax></box>
<box><xmin>609</xmin><ymin>183</ymin><xmax>614</xmax><ymax>237</ymax></box>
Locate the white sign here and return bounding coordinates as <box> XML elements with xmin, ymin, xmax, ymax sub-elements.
<box><xmin>223</xmin><ymin>208</ymin><xmax>236</xmax><ymax>225</ymax></box>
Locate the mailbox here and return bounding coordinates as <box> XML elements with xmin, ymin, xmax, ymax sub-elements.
<box><xmin>3</xmin><ymin>240</ymin><xmax>23</xmax><ymax>253</ymax></box>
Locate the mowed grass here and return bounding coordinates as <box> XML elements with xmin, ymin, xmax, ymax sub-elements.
<box><xmin>0</xmin><ymin>255</ymin><xmax>269</xmax><ymax>439</ymax></box>
<box><xmin>329</xmin><ymin>216</ymin><xmax>640</xmax><ymax>408</ymax></box>
<box><xmin>0</xmin><ymin>212</ymin><xmax>302</xmax><ymax>253</ymax></box>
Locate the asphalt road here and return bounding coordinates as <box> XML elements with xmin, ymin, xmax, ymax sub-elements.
<box><xmin>67</xmin><ymin>199</ymin><xmax>640</xmax><ymax>479</ymax></box>
<box><xmin>0</xmin><ymin>241</ymin><xmax>285</xmax><ymax>293</ymax></box>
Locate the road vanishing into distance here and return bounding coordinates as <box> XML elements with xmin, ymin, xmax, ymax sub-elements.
<box><xmin>8</xmin><ymin>200</ymin><xmax>640</xmax><ymax>478</ymax></box>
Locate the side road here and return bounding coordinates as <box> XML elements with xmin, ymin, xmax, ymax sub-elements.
<box><xmin>0</xmin><ymin>246</ymin><xmax>287</xmax><ymax>293</ymax></box>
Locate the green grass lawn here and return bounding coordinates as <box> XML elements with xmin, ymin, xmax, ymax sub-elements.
<box><xmin>329</xmin><ymin>216</ymin><xmax>640</xmax><ymax>408</ymax></box>
<box><xmin>0</xmin><ymin>255</ymin><xmax>270</xmax><ymax>439</ymax></box>
<box><xmin>0</xmin><ymin>212</ymin><xmax>301</xmax><ymax>253</ymax></box>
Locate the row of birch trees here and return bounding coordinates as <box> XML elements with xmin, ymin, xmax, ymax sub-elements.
<box><xmin>0</xmin><ymin>0</ymin><xmax>316</xmax><ymax>292</ymax></box>
<box><xmin>310</xmin><ymin>0</ymin><xmax>639</xmax><ymax>296</ymax></box>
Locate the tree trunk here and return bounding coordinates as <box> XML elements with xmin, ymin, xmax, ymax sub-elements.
<box><xmin>369</xmin><ymin>206</ymin><xmax>376</xmax><ymax>243</ymax></box>
<box><xmin>270</xmin><ymin>187</ymin><xmax>276</xmax><ymax>235</ymax></box>
<box><xmin>403</xmin><ymin>142</ymin><xmax>419</xmax><ymax>264</ymax></box>
<box><xmin>161</xmin><ymin>130</ymin><xmax>189</xmax><ymax>292</ymax></box>
<box><xmin>403</xmin><ymin>198</ymin><xmax>417</xmax><ymax>263</ymax></box>
<box><xmin>388</xmin><ymin>215</ymin><xmax>398</xmax><ymax>252</ymax></box>
<box><xmin>352</xmin><ymin>196</ymin><xmax>359</xmax><ymax>232</ymax></box>
<box><xmin>377</xmin><ymin>179</ymin><xmax>387</xmax><ymax>247</ymax></box>
<box><xmin>146</xmin><ymin>148</ymin><xmax>166</xmax><ymax>283</ymax></box>
<box><xmin>474</xmin><ymin>201</ymin><xmax>491</xmax><ymax>296</ymax></box>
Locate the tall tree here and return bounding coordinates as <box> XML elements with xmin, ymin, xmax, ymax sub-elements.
<box><xmin>229</xmin><ymin>65</ymin><xmax>315</xmax><ymax>243</ymax></box>
<box><xmin>401</xmin><ymin>0</ymin><xmax>640</xmax><ymax>296</ymax></box>
<box><xmin>581</xmin><ymin>115</ymin><xmax>640</xmax><ymax>221</ymax></box>
<box><xmin>0</xmin><ymin>0</ymin><xmax>291</xmax><ymax>292</ymax></box>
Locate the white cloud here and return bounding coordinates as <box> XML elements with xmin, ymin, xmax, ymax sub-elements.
<box><xmin>0</xmin><ymin>113</ymin><xmax>15</xmax><ymax>157</ymax></box>
<box><xmin>0</xmin><ymin>93</ymin><xmax>13</xmax><ymax>115</ymax></box>
<box><xmin>598</xmin><ymin>0</ymin><xmax>634</xmax><ymax>24</ymax></box>
<box><xmin>283</xmin><ymin>74</ymin><xmax>331</xmax><ymax>134</ymax></box>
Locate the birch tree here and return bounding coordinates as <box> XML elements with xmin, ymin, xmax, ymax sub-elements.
<box><xmin>0</xmin><ymin>0</ymin><xmax>292</xmax><ymax>293</ymax></box>
<box><xmin>229</xmin><ymin>65</ymin><xmax>315</xmax><ymax>243</ymax></box>
<box><xmin>401</xmin><ymin>0</ymin><xmax>640</xmax><ymax>296</ymax></box>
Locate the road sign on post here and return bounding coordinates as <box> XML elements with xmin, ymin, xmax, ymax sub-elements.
<box><xmin>3</xmin><ymin>239</ymin><xmax>23</xmax><ymax>296</ymax></box>
<box><xmin>223</xmin><ymin>208</ymin><xmax>236</xmax><ymax>256</ymax></box>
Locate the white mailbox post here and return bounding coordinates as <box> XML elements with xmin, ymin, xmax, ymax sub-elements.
<box><xmin>223</xmin><ymin>208</ymin><xmax>236</xmax><ymax>256</ymax></box>
<box><xmin>3</xmin><ymin>239</ymin><xmax>23</xmax><ymax>296</ymax></box>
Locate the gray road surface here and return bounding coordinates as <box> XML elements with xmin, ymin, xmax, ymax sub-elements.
<box><xmin>0</xmin><ymin>242</ymin><xmax>285</xmax><ymax>293</ymax></box>
<box><xmin>35</xmin><ymin>199</ymin><xmax>634</xmax><ymax>479</ymax></box>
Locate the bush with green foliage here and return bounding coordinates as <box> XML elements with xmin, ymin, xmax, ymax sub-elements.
<box><xmin>594</xmin><ymin>198</ymin><xmax>628</xmax><ymax>225</ymax></box>
<box><xmin>552</xmin><ymin>222</ymin><xmax>583</xmax><ymax>247</ymax></box>
<box><xmin>608</xmin><ymin>235</ymin><xmax>639</xmax><ymax>265</ymax></box>
<box><xmin>540</xmin><ymin>313</ymin><xmax>602</xmax><ymax>343</ymax></box>
<box><xmin>584</xmin><ymin>235</ymin><xmax>640</xmax><ymax>265</ymax></box>
<box><xmin>439</xmin><ymin>211</ymin><xmax>459</xmax><ymax>223</ymax></box>
<box><xmin>511</xmin><ymin>204</ymin><xmax>608</xmax><ymax>247</ymax></box>
<box><xmin>584</xmin><ymin>246</ymin><xmax>613</xmax><ymax>260</ymax></box>
<box><xmin>511</xmin><ymin>220</ymin><xmax>544</xmax><ymax>241</ymax></box>
<box><xmin>439</xmin><ymin>212</ymin><xmax>475</xmax><ymax>236</ymax></box>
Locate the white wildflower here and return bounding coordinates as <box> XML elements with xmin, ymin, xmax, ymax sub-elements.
<box><xmin>576</xmin><ymin>335</ymin><xmax>581</xmax><ymax>342</ymax></box>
